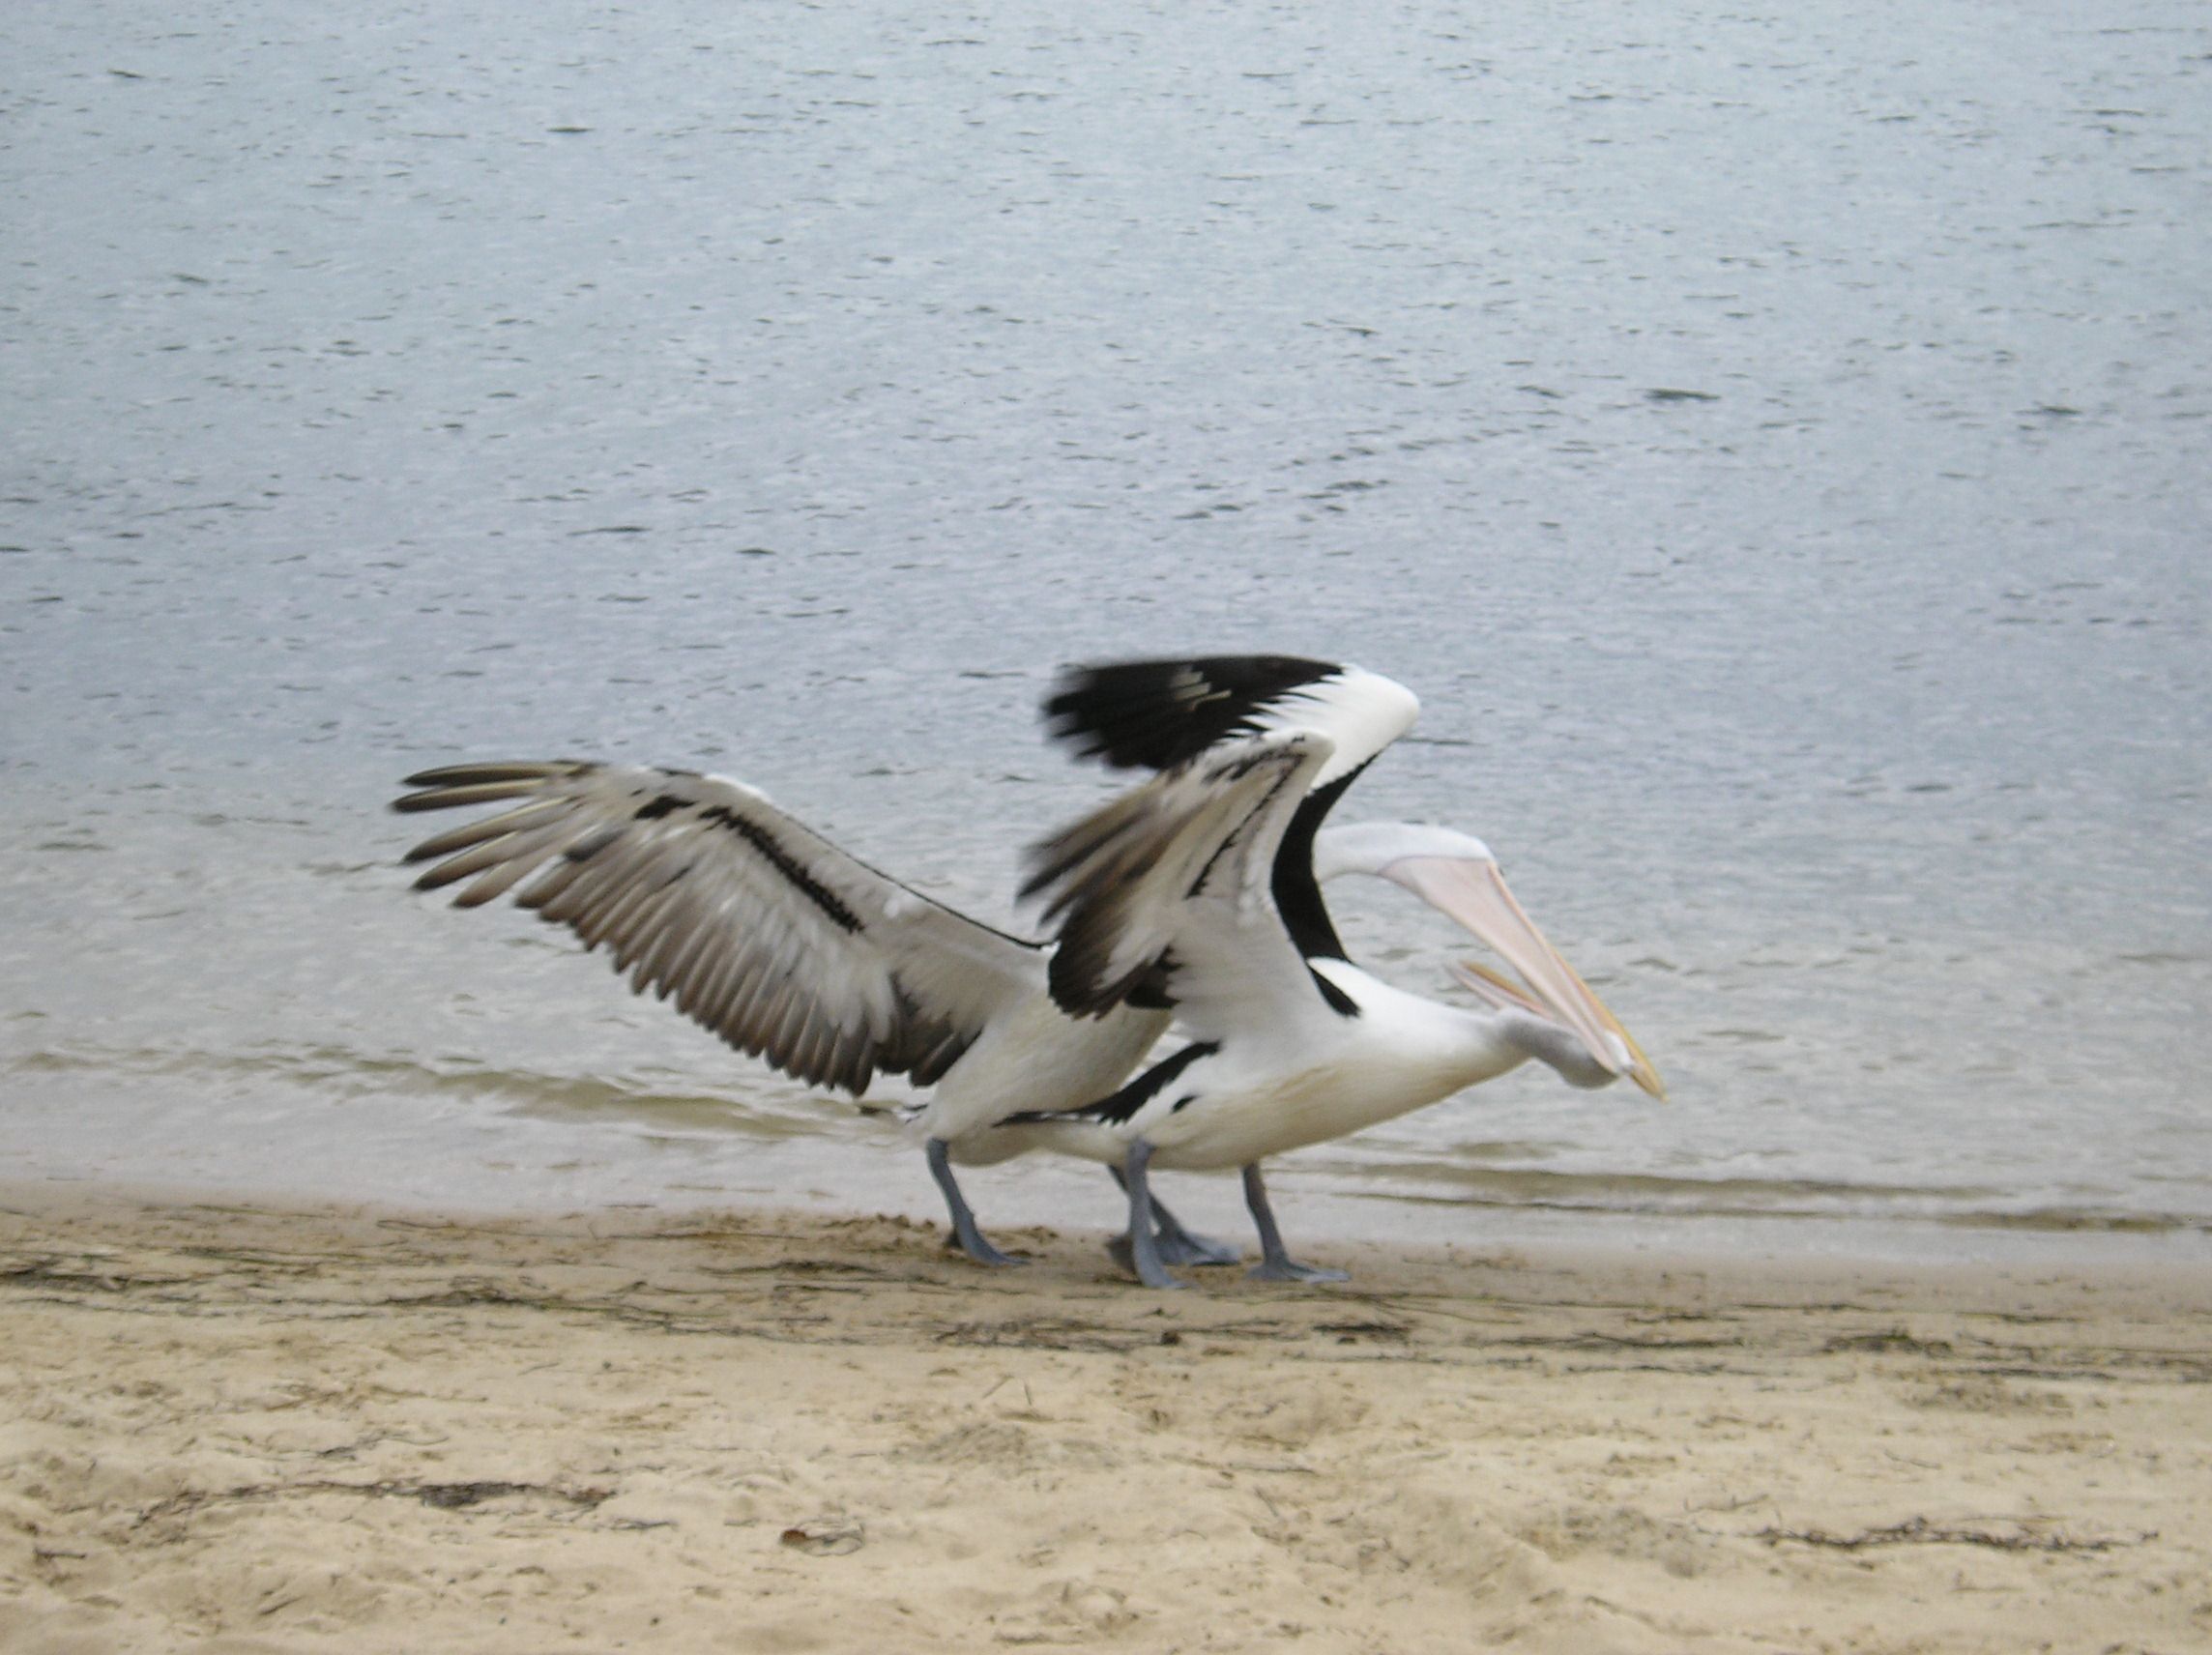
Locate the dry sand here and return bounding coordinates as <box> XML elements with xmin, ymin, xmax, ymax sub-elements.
<box><xmin>3</xmin><ymin>1182</ymin><xmax>2208</xmax><ymax>1655</ymax></box>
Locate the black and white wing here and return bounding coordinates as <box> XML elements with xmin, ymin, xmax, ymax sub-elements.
<box><xmin>1021</xmin><ymin>733</ymin><xmax>1335</xmax><ymax>1037</ymax></box>
<box><xmin>394</xmin><ymin>762</ymin><xmax>1041</xmax><ymax>1095</ymax></box>
<box><xmin>1041</xmin><ymin>654</ymin><xmax>1418</xmax><ymax>792</ymax></box>
<box><xmin>1040</xmin><ymin>654</ymin><xmax>1421</xmax><ymax>966</ymax></box>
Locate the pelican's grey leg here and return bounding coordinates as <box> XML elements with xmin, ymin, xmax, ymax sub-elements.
<box><xmin>1119</xmin><ymin>1140</ymin><xmax>1185</xmax><ymax>1290</ymax></box>
<box><xmin>928</xmin><ymin>1137</ymin><xmax>1024</xmax><ymax>1268</ymax></box>
<box><xmin>1108</xmin><ymin>1165</ymin><xmax>1240</xmax><ymax>1267</ymax></box>
<box><xmin>1242</xmin><ymin>1163</ymin><xmax>1349</xmax><ymax>1284</ymax></box>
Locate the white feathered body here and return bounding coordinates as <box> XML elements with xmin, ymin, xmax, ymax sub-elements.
<box><xmin>967</xmin><ymin>961</ymin><xmax>1580</xmax><ymax>1173</ymax></box>
<box><xmin>919</xmin><ymin>993</ymin><xmax>1167</xmax><ymax>1144</ymax></box>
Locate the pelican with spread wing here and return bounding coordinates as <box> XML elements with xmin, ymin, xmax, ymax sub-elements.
<box><xmin>394</xmin><ymin>760</ymin><xmax>1168</xmax><ymax>1267</ymax></box>
<box><xmin>980</xmin><ymin>654</ymin><xmax>1664</xmax><ymax>1288</ymax></box>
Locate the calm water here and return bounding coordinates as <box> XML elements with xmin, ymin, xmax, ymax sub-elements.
<box><xmin>5</xmin><ymin>1</ymin><xmax>2207</xmax><ymax>1262</ymax></box>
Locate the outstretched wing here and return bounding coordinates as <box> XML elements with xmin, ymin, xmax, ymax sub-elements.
<box><xmin>395</xmin><ymin>761</ymin><xmax>1041</xmax><ymax>1095</ymax></box>
<box><xmin>1021</xmin><ymin>734</ymin><xmax>1335</xmax><ymax>1036</ymax></box>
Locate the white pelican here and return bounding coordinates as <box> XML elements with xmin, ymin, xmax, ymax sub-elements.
<box><xmin>978</xmin><ymin>654</ymin><xmax>1665</xmax><ymax>1288</ymax></box>
<box><xmin>393</xmin><ymin>755</ymin><xmax>1507</xmax><ymax>1269</ymax></box>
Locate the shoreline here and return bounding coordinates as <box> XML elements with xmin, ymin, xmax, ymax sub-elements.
<box><xmin>6</xmin><ymin>1182</ymin><xmax>2209</xmax><ymax>1653</ymax></box>
<box><xmin>7</xmin><ymin>1147</ymin><xmax>2209</xmax><ymax>1275</ymax></box>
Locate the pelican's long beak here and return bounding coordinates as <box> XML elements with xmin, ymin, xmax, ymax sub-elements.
<box><xmin>1385</xmin><ymin>856</ymin><xmax>1667</xmax><ymax>1099</ymax></box>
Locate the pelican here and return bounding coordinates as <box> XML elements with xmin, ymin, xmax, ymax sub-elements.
<box><xmin>976</xmin><ymin>653</ymin><xmax>1665</xmax><ymax>1289</ymax></box>
<box><xmin>393</xmin><ymin>752</ymin><xmax>1513</xmax><ymax>1269</ymax></box>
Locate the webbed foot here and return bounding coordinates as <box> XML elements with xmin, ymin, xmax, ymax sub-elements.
<box><xmin>927</xmin><ymin>1137</ymin><xmax>1028</xmax><ymax>1268</ymax></box>
<box><xmin>1238</xmin><ymin>1163</ymin><xmax>1343</xmax><ymax>1286</ymax></box>
<box><xmin>1246</xmin><ymin>1258</ymin><xmax>1350</xmax><ymax>1284</ymax></box>
<box><xmin>1108</xmin><ymin>1167</ymin><xmax>1238</xmax><ymax>1266</ymax></box>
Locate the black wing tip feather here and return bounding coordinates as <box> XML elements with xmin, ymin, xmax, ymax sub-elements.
<box><xmin>1040</xmin><ymin>653</ymin><xmax>1344</xmax><ymax>772</ymax></box>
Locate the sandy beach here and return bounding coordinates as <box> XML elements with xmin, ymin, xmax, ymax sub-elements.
<box><xmin>3</xmin><ymin>1184</ymin><xmax>2207</xmax><ymax>1655</ymax></box>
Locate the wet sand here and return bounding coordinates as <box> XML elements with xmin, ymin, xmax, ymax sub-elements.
<box><xmin>4</xmin><ymin>1181</ymin><xmax>2208</xmax><ymax>1654</ymax></box>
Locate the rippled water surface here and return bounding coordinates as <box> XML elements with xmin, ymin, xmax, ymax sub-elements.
<box><xmin>5</xmin><ymin>1</ymin><xmax>2208</xmax><ymax>1261</ymax></box>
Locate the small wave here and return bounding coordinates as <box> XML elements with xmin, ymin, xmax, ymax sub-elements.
<box><xmin>7</xmin><ymin>1042</ymin><xmax>853</xmax><ymax>1144</ymax></box>
<box><xmin>1312</xmin><ymin>1156</ymin><xmax>2208</xmax><ymax>1235</ymax></box>
<box><xmin>1936</xmin><ymin>1207</ymin><xmax>2207</xmax><ymax>1236</ymax></box>
<box><xmin>1344</xmin><ymin>1154</ymin><xmax>1994</xmax><ymax>1205</ymax></box>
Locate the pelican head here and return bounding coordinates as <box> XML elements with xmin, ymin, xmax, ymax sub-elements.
<box><xmin>1315</xmin><ymin>821</ymin><xmax>1667</xmax><ymax>1099</ymax></box>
